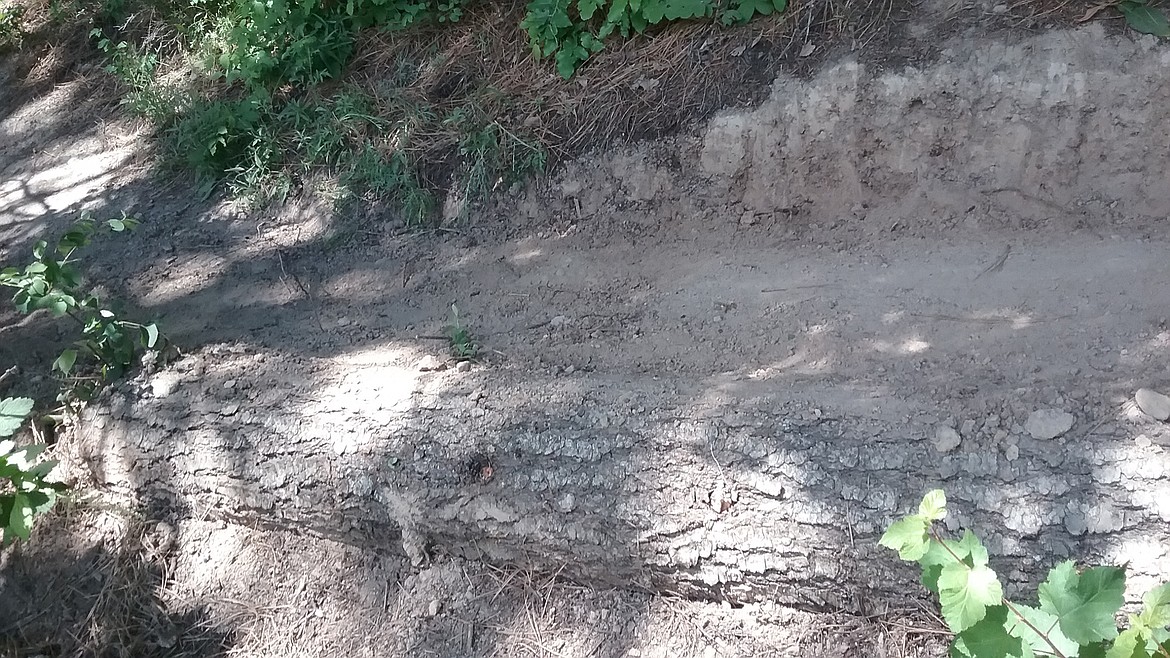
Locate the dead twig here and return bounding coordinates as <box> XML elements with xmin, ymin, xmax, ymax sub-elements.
<box><xmin>974</xmin><ymin>244</ymin><xmax>1011</xmax><ymax>279</ymax></box>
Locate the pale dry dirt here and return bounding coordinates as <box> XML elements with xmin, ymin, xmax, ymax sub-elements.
<box><xmin>1</xmin><ymin>15</ymin><xmax>1170</xmax><ymax>658</ymax></box>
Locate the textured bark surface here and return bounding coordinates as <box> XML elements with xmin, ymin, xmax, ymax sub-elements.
<box><xmin>67</xmin><ymin>361</ymin><xmax>1170</xmax><ymax>613</ymax></box>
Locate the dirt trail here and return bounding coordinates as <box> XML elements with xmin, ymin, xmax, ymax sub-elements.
<box><xmin>2</xmin><ymin>20</ymin><xmax>1170</xmax><ymax>658</ymax></box>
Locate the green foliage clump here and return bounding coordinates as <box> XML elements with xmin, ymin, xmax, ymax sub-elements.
<box><xmin>883</xmin><ymin>490</ymin><xmax>1170</xmax><ymax>658</ymax></box>
<box><xmin>0</xmin><ymin>213</ymin><xmax>164</xmax><ymax>402</ymax></box>
<box><xmin>0</xmin><ymin>397</ymin><xmax>64</xmax><ymax>545</ymax></box>
<box><xmin>205</xmin><ymin>0</ymin><xmax>469</xmax><ymax>89</ymax></box>
<box><xmin>521</xmin><ymin>0</ymin><xmax>787</xmax><ymax>77</ymax></box>
<box><xmin>0</xmin><ymin>3</ymin><xmax>25</xmax><ymax>51</ymax></box>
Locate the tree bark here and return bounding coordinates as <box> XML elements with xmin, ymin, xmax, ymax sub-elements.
<box><xmin>62</xmin><ymin>368</ymin><xmax>1170</xmax><ymax>613</ymax></box>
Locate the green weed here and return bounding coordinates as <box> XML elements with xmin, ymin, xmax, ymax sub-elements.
<box><xmin>0</xmin><ymin>212</ymin><xmax>166</xmax><ymax>403</ymax></box>
<box><xmin>444</xmin><ymin>304</ymin><xmax>477</xmax><ymax>360</ymax></box>
<box><xmin>884</xmin><ymin>490</ymin><xmax>1170</xmax><ymax>658</ymax></box>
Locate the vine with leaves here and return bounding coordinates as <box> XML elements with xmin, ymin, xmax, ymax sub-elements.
<box><xmin>882</xmin><ymin>490</ymin><xmax>1170</xmax><ymax>658</ymax></box>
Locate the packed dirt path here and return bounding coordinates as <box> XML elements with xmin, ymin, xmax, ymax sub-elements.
<box><xmin>2</xmin><ymin>20</ymin><xmax>1170</xmax><ymax>658</ymax></box>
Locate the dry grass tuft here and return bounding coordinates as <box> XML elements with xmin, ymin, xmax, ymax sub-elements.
<box><xmin>0</xmin><ymin>497</ymin><xmax>228</xmax><ymax>658</ymax></box>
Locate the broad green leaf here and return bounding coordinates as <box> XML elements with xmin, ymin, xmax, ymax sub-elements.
<box><xmin>880</xmin><ymin>515</ymin><xmax>931</xmax><ymax>561</ymax></box>
<box><xmin>577</xmin><ymin>0</ymin><xmax>604</xmax><ymax>19</ymax></box>
<box><xmin>0</xmin><ymin>398</ymin><xmax>33</xmax><ymax>437</ymax></box>
<box><xmin>1106</xmin><ymin>629</ymin><xmax>1151</xmax><ymax>658</ymax></box>
<box><xmin>939</xmin><ymin>559</ymin><xmax>1004</xmax><ymax>633</ymax></box>
<box><xmin>1039</xmin><ymin>561</ymin><xmax>1126</xmax><ymax>645</ymax></box>
<box><xmin>1005</xmin><ymin>604</ymin><xmax>1079</xmax><ymax>658</ymax></box>
<box><xmin>955</xmin><ymin>529</ymin><xmax>990</xmax><ymax>566</ymax></box>
<box><xmin>1119</xmin><ymin>2</ymin><xmax>1170</xmax><ymax>36</ymax></box>
<box><xmin>7</xmin><ymin>493</ymin><xmax>31</xmax><ymax>540</ymax></box>
<box><xmin>53</xmin><ymin>349</ymin><xmax>78</xmax><ymax>375</ymax></box>
<box><xmin>1135</xmin><ymin>583</ymin><xmax>1170</xmax><ymax>630</ymax></box>
<box><xmin>953</xmin><ymin>606</ymin><xmax>1029</xmax><ymax>658</ymax></box>
<box><xmin>919</xmin><ymin>534</ymin><xmax>973</xmax><ymax>593</ymax></box>
<box><xmin>107</xmin><ymin>217</ymin><xmax>126</xmax><ymax>231</ymax></box>
<box><xmin>141</xmin><ymin>323</ymin><xmax>160</xmax><ymax>348</ymax></box>
<box><xmin>919</xmin><ymin>489</ymin><xmax>948</xmax><ymax>521</ymax></box>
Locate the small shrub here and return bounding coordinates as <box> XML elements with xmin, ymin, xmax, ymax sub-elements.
<box><xmin>882</xmin><ymin>490</ymin><xmax>1170</xmax><ymax>658</ymax></box>
<box><xmin>444</xmin><ymin>303</ymin><xmax>477</xmax><ymax>360</ymax></box>
<box><xmin>0</xmin><ymin>212</ymin><xmax>165</xmax><ymax>402</ymax></box>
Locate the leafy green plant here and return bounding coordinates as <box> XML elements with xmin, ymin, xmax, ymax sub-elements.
<box><xmin>521</xmin><ymin>0</ymin><xmax>787</xmax><ymax>77</ymax></box>
<box><xmin>91</xmin><ymin>30</ymin><xmax>185</xmax><ymax>123</ymax></box>
<box><xmin>444</xmin><ymin>303</ymin><xmax>477</xmax><ymax>360</ymax></box>
<box><xmin>0</xmin><ymin>397</ymin><xmax>65</xmax><ymax>545</ymax></box>
<box><xmin>882</xmin><ymin>490</ymin><xmax>1170</xmax><ymax>658</ymax></box>
<box><xmin>0</xmin><ymin>3</ymin><xmax>25</xmax><ymax>51</ymax></box>
<box><xmin>0</xmin><ymin>213</ymin><xmax>164</xmax><ymax>401</ymax></box>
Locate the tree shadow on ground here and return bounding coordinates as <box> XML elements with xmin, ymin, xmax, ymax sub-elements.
<box><xmin>3</xmin><ymin>13</ymin><xmax>1170</xmax><ymax>658</ymax></box>
<box><xmin>0</xmin><ymin>505</ymin><xmax>233</xmax><ymax>657</ymax></box>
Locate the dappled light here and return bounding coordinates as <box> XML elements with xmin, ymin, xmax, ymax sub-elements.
<box><xmin>3</xmin><ymin>3</ymin><xmax>1170</xmax><ymax>657</ymax></box>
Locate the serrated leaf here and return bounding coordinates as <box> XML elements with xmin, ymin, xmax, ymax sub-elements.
<box><xmin>955</xmin><ymin>529</ymin><xmax>990</xmax><ymax>566</ymax></box>
<box><xmin>1106</xmin><ymin>629</ymin><xmax>1152</xmax><ymax>658</ymax></box>
<box><xmin>1039</xmin><ymin>561</ymin><xmax>1126</xmax><ymax>645</ymax></box>
<box><xmin>939</xmin><ymin>559</ymin><xmax>1004</xmax><ymax>633</ymax></box>
<box><xmin>1135</xmin><ymin>583</ymin><xmax>1170</xmax><ymax>630</ymax></box>
<box><xmin>919</xmin><ymin>489</ymin><xmax>948</xmax><ymax>521</ymax></box>
<box><xmin>0</xmin><ymin>398</ymin><xmax>33</xmax><ymax>437</ymax></box>
<box><xmin>1119</xmin><ymin>2</ymin><xmax>1170</xmax><ymax>35</ymax></box>
<box><xmin>577</xmin><ymin>0</ymin><xmax>604</xmax><ymax>19</ymax></box>
<box><xmin>880</xmin><ymin>515</ymin><xmax>931</xmax><ymax>561</ymax></box>
<box><xmin>919</xmin><ymin>536</ymin><xmax>968</xmax><ymax>593</ymax></box>
<box><xmin>1005</xmin><ymin>604</ymin><xmax>1079</xmax><ymax>658</ymax></box>
<box><xmin>953</xmin><ymin>606</ymin><xmax>1029</xmax><ymax>658</ymax></box>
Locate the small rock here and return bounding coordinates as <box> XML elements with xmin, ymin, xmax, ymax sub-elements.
<box><xmin>1005</xmin><ymin>444</ymin><xmax>1019</xmax><ymax>461</ymax></box>
<box><xmin>933</xmin><ymin>425</ymin><xmax>962</xmax><ymax>453</ymax></box>
<box><xmin>703</xmin><ymin>647</ymin><xmax>718</xmax><ymax>658</ymax></box>
<box><xmin>416</xmin><ymin>355</ymin><xmax>446</xmax><ymax>372</ymax></box>
<box><xmin>564</xmin><ymin>365</ymin><xmax>576</xmax><ymax>375</ymax></box>
<box><xmin>550</xmin><ymin>315</ymin><xmax>569</xmax><ymax>330</ymax></box>
<box><xmin>992</xmin><ymin>3</ymin><xmax>1008</xmax><ymax>12</ymax></box>
<box><xmin>455</xmin><ymin>360</ymin><xmax>472</xmax><ymax>373</ymax></box>
<box><xmin>427</xmin><ymin>599</ymin><xmax>442</xmax><ymax>617</ymax></box>
<box><xmin>1135</xmin><ymin>388</ymin><xmax>1170</xmax><ymax>421</ymax></box>
<box><xmin>740</xmin><ymin>211</ymin><xmax>756</xmax><ymax>226</ymax></box>
<box><xmin>1135</xmin><ymin>434</ymin><xmax>1153</xmax><ymax>448</ymax></box>
<box><xmin>223</xmin><ymin>379</ymin><xmax>237</xmax><ymax>390</ymax></box>
<box><xmin>960</xmin><ymin>419</ymin><xmax>977</xmax><ymax>438</ymax></box>
<box><xmin>557</xmin><ymin>493</ymin><xmax>576</xmax><ymax>513</ymax></box>
<box><xmin>150</xmin><ymin>373</ymin><xmax>180</xmax><ymax>398</ymax></box>
<box><xmin>221</xmin><ymin>403</ymin><xmax>240</xmax><ymax>416</ymax></box>
<box><xmin>1024</xmin><ymin>409</ymin><xmax>1074</xmax><ymax>440</ymax></box>
<box><xmin>560</xmin><ymin>179</ymin><xmax>583</xmax><ymax>198</ymax></box>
